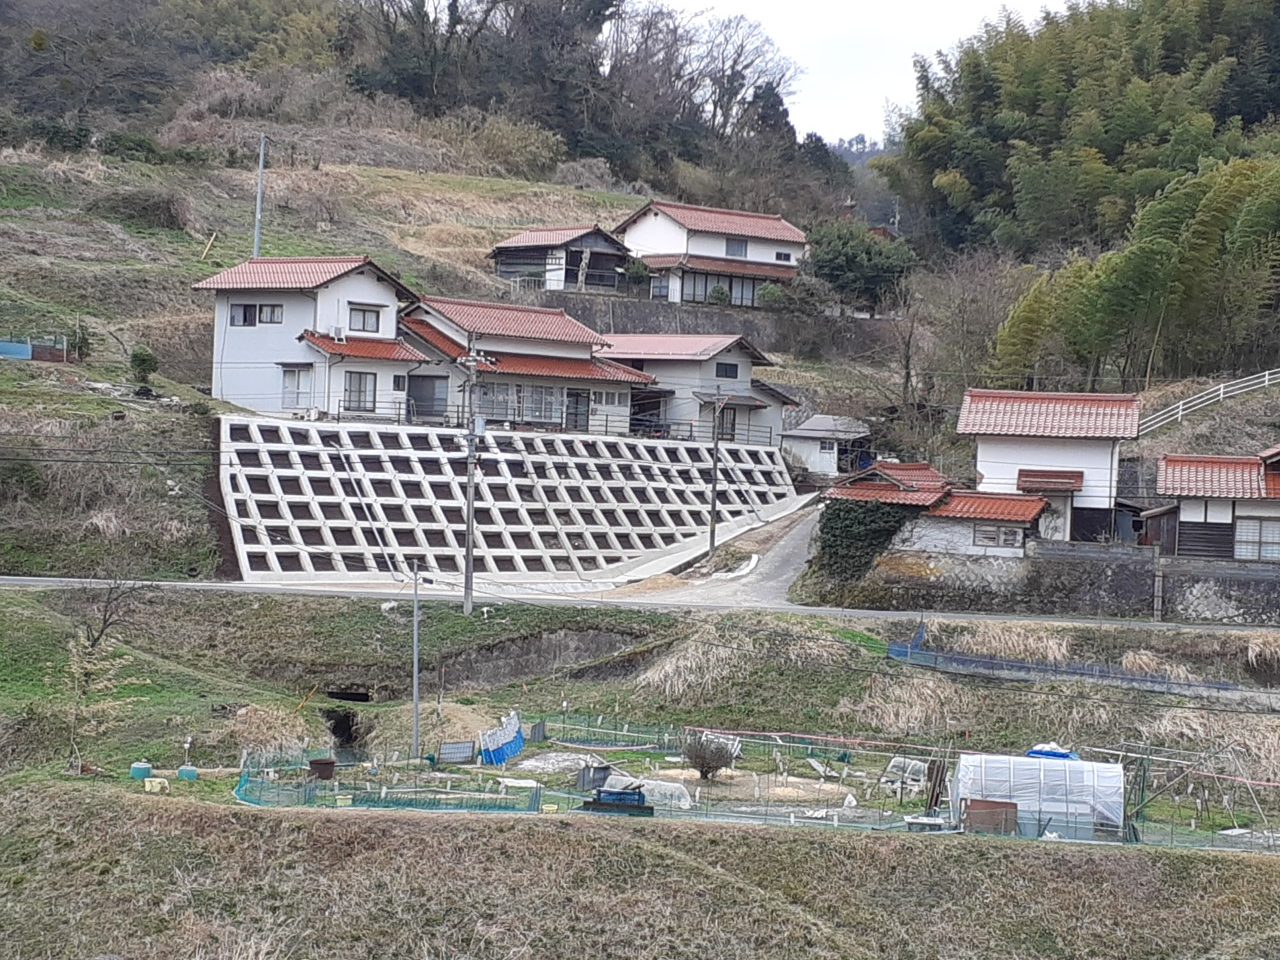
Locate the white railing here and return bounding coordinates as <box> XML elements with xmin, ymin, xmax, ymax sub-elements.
<box><xmin>1138</xmin><ymin>369</ymin><xmax>1280</xmax><ymax>435</ymax></box>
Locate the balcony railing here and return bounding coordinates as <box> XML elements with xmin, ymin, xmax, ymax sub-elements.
<box><xmin>329</xmin><ymin>400</ymin><xmax>777</xmax><ymax>446</ymax></box>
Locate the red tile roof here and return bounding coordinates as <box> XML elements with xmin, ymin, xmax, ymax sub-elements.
<box><xmin>620</xmin><ymin>200</ymin><xmax>806</xmax><ymax>243</ymax></box>
<box><xmin>874</xmin><ymin>462</ymin><xmax>949</xmax><ymax>489</ymax></box>
<box><xmin>825</xmin><ymin>482</ymin><xmax>948</xmax><ymax>507</ymax></box>
<box><xmin>419</xmin><ymin>296</ymin><xmax>607</xmax><ymax>345</ymax></box>
<box><xmin>492</xmin><ymin>224</ymin><xmax>624</xmax><ymax>250</ymax></box>
<box><xmin>1016</xmin><ymin>469</ymin><xmax>1085</xmax><ymax>493</ymax></box>
<box><xmin>193</xmin><ymin>257</ymin><xmax>415</xmax><ymax>296</ymax></box>
<box><xmin>400</xmin><ymin>316</ymin><xmax>467</xmax><ymax>360</ymax></box>
<box><xmin>299</xmin><ymin>330</ymin><xmax>429</xmax><ymax>362</ymax></box>
<box><xmin>482</xmin><ymin>354</ymin><xmax>653</xmax><ymax>384</ymax></box>
<box><xmin>928</xmin><ymin>491</ymin><xmax>1048</xmax><ymax>523</ymax></box>
<box><xmin>1156</xmin><ymin>455</ymin><xmax>1280</xmax><ymax>499</ymax></box>
<box><xmin>599</xmin><ymin>333</ymin><xmax>773</xmax><ymax>365</ymax></box>
<box><xmin>957</xmin><ymin>389</ymin><xmax>1141</xmax><ymax>439</ymax></box>
<box><xmin>641</xmin><ymin>253</ymin><xmax>799</xmax><ymax>282</ymax></box>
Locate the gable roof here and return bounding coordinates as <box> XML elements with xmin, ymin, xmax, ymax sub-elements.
<box><xmin>783</xmin><ymin>414</ymin><xmax>871</xmax><ymax>440</ymax></box>
<box><xmin>957</xmin><ymin>389</ymin><xmax>1141</xmax><ymax>439</ymax></box>
<box><xmin>1156</xmin><ymin>454</ymin><xmax>1280</xmax><ymax>499</ymax></box>
<box><xmin>824</xmin><ymin>461</ymin><xmax>950</xmax><ymax>507</ymax></box>
<box><xmin>928</xmin><ymin>491</ymin><xmax>1048</xmax><ymax>523</ymax></box>
<box><xmin>193</xmin><ymin>257</ymin><xmax>417</xmax><ymax>299</ymax></box>
<box><xmin>298</xmin><ymin>330</ymin><xmax>429</xmax><ymax>362</ymax></box>
<box><xmin>640</xmin><ymin>253</ymin><xmax>799</xmax><ymax>281</ymax></box>
<box><xmin>618</xmin><ymin>200</ymin><xmax>806</xmax><ymax>243</ymax></box>
<box><xmin>416</xmin><ymin>296</ymin><xmax>607</xmax><ymax>345</ymax></box>
<box><xmin>491</xmin><ymin>224</ymin><xmax>626</xmax><ymax>252</ymax></box>
<box><xmin>598</xmin><ymin>333</ymin><xmax>773</xmax><ymax>366</ymax></box>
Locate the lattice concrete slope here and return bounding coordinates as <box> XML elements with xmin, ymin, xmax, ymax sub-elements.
<box><xmin>218</xmin><ymin>416</ymin><xmax>806</xmax><ymax>586</ymax></box>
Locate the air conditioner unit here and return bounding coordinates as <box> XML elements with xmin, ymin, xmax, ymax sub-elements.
<box><xmin>305</xmin><ymin>407</ymin><xmax>321</xmax><ymax>421</ymax></box>
<box><xmin>330</xmin><ymin>325</ymin><xmax>347</xmax><ymax>344</ymax></box>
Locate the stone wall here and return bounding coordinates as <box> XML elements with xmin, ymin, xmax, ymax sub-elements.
<box><xmin>525</xmin><ymin>290</ymin><xmax>897</xmax><ymax>358</ymax></box>
<box><xmin>822</xmin><ymin>537</ymin><xmax>1280</xmax><ymax>624</ymax></box>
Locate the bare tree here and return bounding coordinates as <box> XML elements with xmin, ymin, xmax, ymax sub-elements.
<box><xmin>683</xmin><ymin>733</ymin><xmax>736</xmax><ymax>780</ymax></box>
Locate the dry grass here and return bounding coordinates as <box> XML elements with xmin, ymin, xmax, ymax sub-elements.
<box><xmin>1245</xmin><ymin>631</ymin><xmax>1280</xmax><ymax>671</ymax></box>
<box><xmin>1121</xmin><ymin>649</ymin><xmax>1197</xmax><ymax>683</ymax></box>
<box><xmin>841</xmin><ymin>674</ymin><xmax>974</xmax><ymax>737</ymax></box>
<box><xmin>216</xmin><ymin>705</ymin><xmax>312</xmax><ymax>755</ymax></box>
<box><xmin>947</xmin><ymin>621</ymin><xmax>1071</xmax><ymax>665</ymax></box>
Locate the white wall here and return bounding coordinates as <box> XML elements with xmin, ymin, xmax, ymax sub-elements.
<box><xmin>545</xmin><ymin>247</ymin><xmax>566</xmax><ymax>291</ymax></box>
<box><xmin>1236</xmin><ymin>500</ymin><xmax>1280</xmax><ymax>518</ymax></box>
<box><xmin>975</xmin><ymin>436</ymin><xmax>1119</xmax><ymax>510</ymax></box>
<box><xmin>620</xmin><ymin>208</ymin><xmax>689</xmax><ymax>257</ymax></box>
<box><xmin>1038</xmin><ymin>495</ymin><xmax>1071</xmax><ymax>541</ymax></box>
<box><xmin>212</xmin><ymin>290</ymin><xmax>319</xmax><ymax>413</ymax></box>
<box><xmin>686</xmin><ymin>233</ymin><xmax>805</xmax><ymax>265</ymax></box>
<box><xmin>891</xmin><ymin>515</ymin><xmax>1027</xmax><ymax>557</ymax></box>
<box><xmin>783</xmin><ymin>436</ymin><xmax>837</xmax><ymax>475</ymax></box>
<box><xmin>315</xmin><ymin>270</ymin><xmax>400</xmax><ymax>340</ymax></box>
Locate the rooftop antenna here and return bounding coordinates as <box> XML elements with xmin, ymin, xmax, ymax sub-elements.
<box><xmin>252</xmin><ymin>133</ymin><xmax>267</xmax><ymax>257</ymax></box>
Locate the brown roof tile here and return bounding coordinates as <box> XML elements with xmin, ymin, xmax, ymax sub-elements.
<box><xmin>928</xmin><ymin>491</ymin><xmax>1048</xmax><ymax>523</ymax></box>
<box><xmin>299</xmin><ymin>331</ymin><xmax>429</xmax><ymax>362</ymax></box>
<box><xmin>957</xmin><ymin>389</ymin><xmax>1141</xmax><ymax>439</ymax></box>
<box><xmin>622</xmin><ymin>200</ymin><xmax>806</xmax><ymax>243</ymax></box>
<box><xmin>419</xmin><ymin>296</ymin><xmax>607</xmax><ymax>345</ymax></box>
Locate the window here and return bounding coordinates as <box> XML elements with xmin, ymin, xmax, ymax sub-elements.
<box><xmin>974</xmin><ymin>525</ymin><xmax>1024</xmax><ymax>548</ymax></box>
<box><xmin>478</xmin><ymin>382</ymin><xmax>513</xmax><ymax>419</ymax></box>
<box><xmin>343</xmin><ymin>371</ymin><xmax>376</xmax><ymax>412</ymax></box>
<box><xmin>393</xmin><ymin>375</ymin><xmax>407</xmax><ymax>391</ymax></box>
<box><xmin>650</xmin><ymin>273</ymin><xmax>669</xmax><ymax>300</ymax></box>
<box><xmin>819</xmin><ymin>440</ymin><xmax>836</xmax><ymax>452</ymax></box>
<box><xmin>725</xmin><ymin>237</ymin><xmax>747</xmax><ymax>258</ymax></box>
<box><xmin>1235</xmin><ymin>518</ymin><xmax>1280</xmax><ymax>560</ymax></box>
<box><xmin>280</xmin><ymin>367</ymin><xmax>312</xmax><ymax>408</ymax></box>
<box><xmin>523</xmin><ymin>384</ymin><xmax>561</xmax><ymax>422</ymax></box>
<box><xmin>230</xmin><ymin>303</ymin><xmax>283</xmax><ymax>327</ymax></box>
<box><xmin>715</xmin><ymin>361</ymin><xmax>739</xmax><ymax>379</ymax></box>
<box><xmin>592</xmin><ymin>390</ymin><xmax>622</xmax><ymax>406</ymax></box>
<box><xmin>349</xmin><ymin>305</ymin><xmax>381</xmax><ymax>333</ymax></box>
<box><xmin>716</xmin><ymin>405</ymin><xmax>737</xmax><ymax>440</ymax></box>
<box><xmin>775</xmin><ymin>251</ymin><xmax>792</xmax><ymax>262</ymax></box>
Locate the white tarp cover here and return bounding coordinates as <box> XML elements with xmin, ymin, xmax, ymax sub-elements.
<box><xmin>952</xmin><ymin>753</ymin><xmax>1124</xmax><ymax>827</ymax></box>
<box><xmin>603</xmin><ymin>775</ymin><xmax>692</xmax><ymax>810</ymax></box>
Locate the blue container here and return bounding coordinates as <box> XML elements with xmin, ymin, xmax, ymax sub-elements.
<box><xmin>130</xmin><ymin>761</ymin><xmax>152</xmax><ymax>780</ymax></box>
<box><xmin>177</xmin><ymin>764</ymin><xmax>199</xmax><ymax>782</ymax></box>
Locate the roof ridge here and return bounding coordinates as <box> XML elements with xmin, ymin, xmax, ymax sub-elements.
<box><xmin>421</xmin><ymin>294</ymin><xmax>568</xmax><ymax>318</ymax></box>
<box><xmin>653</xmin><ymin>199</ymin><xmax>785</xmax><ymax>220</ymax></box>
<box><xmin>965</xmin><ymin>388</ymin><xmax>1139</xmax><ymax>401</ymax></box>
<box><xmin>248</xmin><ymin>255</ymin><xmax>368</xmax><ymax>262</ymax></box>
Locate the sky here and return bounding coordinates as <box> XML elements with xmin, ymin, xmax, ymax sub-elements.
<box><xmin>667</xmin><ymin>0</ymin><xmax>1069</xmax><ymax>144</ymax></box>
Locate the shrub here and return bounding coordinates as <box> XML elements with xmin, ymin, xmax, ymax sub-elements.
<box><xmin>86</xmin><ymin>189</ymin><xmax>201</xmax><ymax>234</ymax></box>
<box><xmin>683</xmin><ymin>733</ymin><xmax>737</xmax><ymax>780</ymax></box>
<box><xmin>188</xmin><ymin>400</ymin><xmax>211</xmax><ymax>417</ymax></box>
<box><xmin>816</xmin><ymin>500</ymin><xmax>913</xmax><ymax>581</ymax></box>
<box><xmin>707</xmin><ymin>284</ymin><xmax>730</xmax><ymax>305</ymax></box>
<box><xmin>129</xmin><ymin>345</ymin><xmax>159</xmax><ymax>383</ymax></box>
<box><xmin>758</xmin><ymin>282</ymin><xmax>787</xmax><ymax>309</ymax></box>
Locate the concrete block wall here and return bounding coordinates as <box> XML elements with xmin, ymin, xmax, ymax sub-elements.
<box><xmin>217</xmin><ymin>415</ymin><xmax>804</xmax><ymax>585</ymax></box>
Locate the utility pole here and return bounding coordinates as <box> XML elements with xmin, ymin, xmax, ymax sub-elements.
<box><xmin>252</xmin><ymin>133</ymin><xmax>267</xmax><ymax>257</ymax></box>
<box><xmin>708</xmin><ymin>388</ymin><xmax>728</xmax><ymax>559</ymax></box>
<box><xmin>459</xmin><ymin>349</ymin><xmax>486</xmax><ymax>616</ymax></box>
<box><xmin>411</xmin><ymin>559</ymin><xmax>421</xmax><ymax>759</ymax></box>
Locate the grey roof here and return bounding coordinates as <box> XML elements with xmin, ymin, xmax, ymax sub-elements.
<box><xmin>782</xmin><ymin>414</ymin><xmax>871</xmax><ymax>440</ymax></box>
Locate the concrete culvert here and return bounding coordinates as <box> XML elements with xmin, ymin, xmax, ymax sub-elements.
<box><xmin>323</xmin><ymin>708</ymin><xmax>364</xmax><ymax>749</ymax></box>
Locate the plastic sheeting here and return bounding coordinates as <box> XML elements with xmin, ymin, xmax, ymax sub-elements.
<box><xmin>480</xmin><ymin>712</ymin><xmax>525</xmax><ymax>766</ymax></box>
<box><xmin>952</xmin><ymin>753</ymin><xmax>1124</xmax><ymax>827</ymax></box>
<box><xmin>603</xmin><ymin>774</ymin><xmax>692</xmax><ymax>810</ymax></box>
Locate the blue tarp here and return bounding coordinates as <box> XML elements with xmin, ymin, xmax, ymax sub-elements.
<box><xmin>0</xmin><ymin>341</ymin><xmax>33</xmax><ymax>361</ymax></box>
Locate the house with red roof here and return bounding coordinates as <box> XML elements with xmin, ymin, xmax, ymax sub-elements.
<box><xmin>824</xmin><ymin>462</ymin><xmax>1048</xmax><ymax>556</ymax></box>
<box><xmin>1150</xmin><ymin>447</ymin><xmax>1280</xmax><ymax>560</ymax></box>
<box><xmin>597</xmin><ymin>333</ymin><xmax>796</xmax><ymax>445</ymax></box>
<box><xmin>399</xmin><ymin>296</ymin><xmax>652</xmax><ymax>434</ymax></box>
<box><xmin>615</xmin><ymin>200</ymin><xmax>806</xmax><ymax>307</ymax></box>
<box><xmin>194</xmin><ymin>256</ymin><xmax>425</xmax><ymax>417</ymax></box>
<box><xmin>488</xmin><ymin>225</ymin><xmax>630</xmax><ymax>293</ymax></box>
<box><xmin>957</xmin><ymin>389</ymin><xmax>1142</xmax><ymax>542</ymax></box>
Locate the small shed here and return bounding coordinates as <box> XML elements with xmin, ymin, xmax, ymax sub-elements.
<box><xmin>490</xmin><ymin>224</ymin><xmax>630</xmax><ymax>292</ymax></box>
<box><xmin>952</xmin><ymin>752</ymin><xmax>1124</xmax><ymax>840</ymax></box>
<box><xmin>781</xmin><ymin>414</ymin><xmax>872</xmax><ymax>476</ymax></box>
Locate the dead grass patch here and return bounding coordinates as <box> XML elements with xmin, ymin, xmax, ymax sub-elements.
<box><xmin>948</xmin><ymin>621</ymin><xmax>1071</xmax><ymax>665</ymax></box>
<box><xmin>1121</xmin><ymin>649</ymin><xmax>1197</xmax><ymax>683</ymax></box>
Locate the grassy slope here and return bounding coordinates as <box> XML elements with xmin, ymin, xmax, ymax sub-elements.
<box><xmin>4</xmin><ymin>783</ymin><xmax>1280</xmax><ymax>960</ymax></box>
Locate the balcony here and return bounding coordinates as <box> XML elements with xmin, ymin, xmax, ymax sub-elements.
<box><xmin>328</xmin><ymin>400</ymin><xmax>778</xmax><ymax>446</ymax></box>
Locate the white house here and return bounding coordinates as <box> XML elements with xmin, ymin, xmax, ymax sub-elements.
<box><xmin>194</xmin><ymin>256</ymin><xmax>425</xmax><ymax>418</ymax></box>
<box><xmin>400</xmin><ymin>296</ymin><xmax>653</xmax><ymax>435</ymax></box>
<box><xmin>615</xmin><ymin>200</ymin><xmax>805</xmax><ymax>307</ymax></box>
<box><xmin>824</xmin><ymin>462</ymin><xmax>1048</xmax><ymax>557</ymax></box>
<box><xmin>782</xmin><ymin>414</ymin><xmax>872</xmax><ymax>477</ymax></box>
<box><xmin>1151</xmin><ymin>446</ymin><xmax>1280</xmax><ymax>560</ymax></box>
<box><xmin>598</xmin><ymin>333</ymin><xmax>796</xmax><ymax>446</ymax></box>
<box><xmin>956</xmin><ymin>389</ymin><xmax>1142</xmax><ymax>542</ymax></box>
<box><xmin>489</xmin><ymin>225</ymin><xmax>630</xmax><ymax>293</ymax></box>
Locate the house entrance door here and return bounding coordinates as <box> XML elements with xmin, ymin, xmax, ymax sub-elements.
<box><xmin>407</xmin><ymin>375</ymin><xmax>449</xmax><ymax>421</ymax></box>
<box><xmin>565</xmin><ymin>388</ymin><xmax>591</xmax><ymax>432</ymax></box>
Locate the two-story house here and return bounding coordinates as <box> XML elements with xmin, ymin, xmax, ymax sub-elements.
<box><xmin>956</xmin><ymin>388</ymin><xmax>1142</xmax><ymax>541</ymax></box>
<box><xmin>614</xmin><ymin>200</ymin><xmax>805</xmax><ymax>307</ymax></box>
<box><xmin>598</xmin><ymin>333</ymin><xmax>796</xmax><ymax>446</ymax></box>
<box><xmin>399</xmin><ymin>296</ymin><xmax>653</xmax><ymax>434</ymax></box>
<box><xmin>194</xmin><ymin>256</ymin><xmax>425</xmax><ymax>417</ymax></box>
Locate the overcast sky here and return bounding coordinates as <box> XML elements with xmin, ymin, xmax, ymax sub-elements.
<box><xmin>667</xmin><ymin>0</ymin><xmax>1069</xmax><ymax>143</ymax></box>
